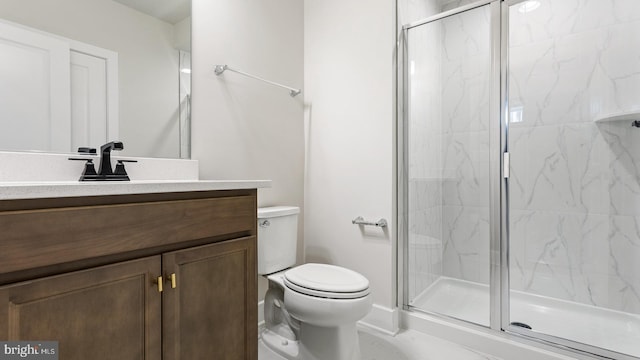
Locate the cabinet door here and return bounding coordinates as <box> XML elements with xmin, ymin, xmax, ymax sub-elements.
<box><xmin>0</xmin><ymin>257</ymin><xmax>162</xmax><ymax>360</ymax></box>
<box><xmin>163</xmin><ymin>237</ymin><xmax>257</xmax><ymax>360</ymax></box>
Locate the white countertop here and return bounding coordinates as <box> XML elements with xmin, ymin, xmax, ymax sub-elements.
<box><xmin>0</xmin><ymin>180</ymin><xmax>272</xmax><ymax>200</ymax></box>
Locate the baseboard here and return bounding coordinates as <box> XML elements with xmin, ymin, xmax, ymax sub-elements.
<box><xmin>259</xmin><ymin>301</ymin><xmax>399</xmax><ymax>336</ymax></box>
<box><xmin>358</xmin><ymin>304</ymin><xmax>400</xmax><ymax>336</ymax></box>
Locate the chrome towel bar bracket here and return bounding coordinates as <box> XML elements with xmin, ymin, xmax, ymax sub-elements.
<box><xmin>352</xmin><ymin>216</ymin><xmax>388</xmax><ymax>228</ymax></box>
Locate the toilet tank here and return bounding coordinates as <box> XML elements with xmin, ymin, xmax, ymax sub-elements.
<box><xmin>257</xmin><ymin>206</ymin><xmax>300</xmax><ymax>275</ymax></box>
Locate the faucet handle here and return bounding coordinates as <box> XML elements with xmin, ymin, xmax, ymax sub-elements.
<box><xmin>114</xmin><ymin>159</ymin><xmax>137</xmax><ymax>179</ymax></box>
<box><xmin>68</xmin><ymin>158</ymin><xmax>98</xmax><ymax>180</ymax></box>
<box><xmin>77</xmin><ymin>147</ymin><xmax>97</xmax><ymax>154</ymax></box>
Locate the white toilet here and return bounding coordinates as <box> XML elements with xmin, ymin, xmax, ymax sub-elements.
<box><xmin>258</xmin><ymin>206</ymin><xmax>372</xmax><ymax>360</ymax></box>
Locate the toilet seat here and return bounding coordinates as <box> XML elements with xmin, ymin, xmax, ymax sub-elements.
<box><xmin>284</xmin><ymin>263</ymin><xmax>370</xmax><ymax>299</ymax></box>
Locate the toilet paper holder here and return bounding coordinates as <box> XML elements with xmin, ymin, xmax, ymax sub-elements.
<box><xmin>352</xmin><ymin>216</ymin><xmax>387</xmax><ymax>228</ymax></box>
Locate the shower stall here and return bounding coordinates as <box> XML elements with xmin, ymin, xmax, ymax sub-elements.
<box><xmin>399</xmin><ymin>1</ymin><xmax>640</xmax><ymax>359</ymax></box>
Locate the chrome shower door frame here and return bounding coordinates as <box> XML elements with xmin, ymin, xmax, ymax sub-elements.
<box><xmin>398</xmin><ymin>0</ymin><xmax>502</xmax><ymax>326</ymax></box>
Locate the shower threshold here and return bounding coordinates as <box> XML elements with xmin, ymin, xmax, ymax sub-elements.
<box><xmin>410</xmin><ymin>277</ymin><xmax>640</xmax><ymax>358</ymax></box>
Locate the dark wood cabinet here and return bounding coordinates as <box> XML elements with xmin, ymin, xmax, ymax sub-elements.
<box><xmin>0</xmin><ymin>189</ymin><xmax>258</xmax><ymax>360</ymax></box>
<box><xmin>0</xmin><ymin>256</ymin><xmax>162</xmax><ymax>360</ymax></box>
<box><xmin>163</xmin><ymin>237</ymin><xmax>257</xmax><ymax>360</ymax></box>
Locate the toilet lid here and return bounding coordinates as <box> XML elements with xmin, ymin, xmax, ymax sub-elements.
<box><xmin>284</xmin><ymin>263</ymin><xmax>370</xmax><ymax>299</ymax></box>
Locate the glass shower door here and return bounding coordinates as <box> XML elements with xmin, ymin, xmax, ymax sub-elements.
<box><xmin>404</xmin><ymin>3</ymin><xmax>492</xmax><ymax>326</ymax></box>
<box><xmin>506</xmin><ymin>0</ymin><xmax>640</xmax><ymax>358</ymax></box>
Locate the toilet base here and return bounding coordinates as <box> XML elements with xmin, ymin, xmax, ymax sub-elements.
<box><xmin>261</xmin><ymin>328</ymin><xmax>301</xmax><ymax>359</ymax></box>
<box><xmin>299</xmin><ymin>322</ymin><xmax>361</xmax><ymax>360</ymax></box>
<box><xmin>261</xmin><ymin>322</ymin><xmax>361</xmax><ymax>360</ymax></box>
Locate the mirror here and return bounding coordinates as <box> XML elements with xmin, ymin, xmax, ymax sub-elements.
<box><xmin>0</xmin><ymin>0</ymin><xmax>191</xmax><ymax>159</ymax></box>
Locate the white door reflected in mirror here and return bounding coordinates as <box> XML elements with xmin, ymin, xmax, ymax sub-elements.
<box><xmin>0</xmin><ymin>20</ymin><xmax>118</xmax><ymax>154</ymax></box>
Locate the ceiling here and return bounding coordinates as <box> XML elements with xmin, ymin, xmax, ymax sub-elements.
<box><xmin>112</xmin><ymin>0</ymin><xmax>190</xmax><ymax>24</ymax></box>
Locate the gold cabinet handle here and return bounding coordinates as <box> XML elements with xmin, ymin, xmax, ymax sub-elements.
<box><xmin>155</xmin><ymin>276</ymin><xmax>163</xmax><ymax>292</ymax></box>
<box><xmin>170</xmin><ymin>273</ymin><xmax>177</xmax><ymax>289</ymax></box>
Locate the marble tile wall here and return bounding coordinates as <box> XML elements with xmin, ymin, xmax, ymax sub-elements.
<box><xmin>406</xmin><ymin>1</ymin><xmax>444</xmax><ymax>301</ymax></box>
<box><xmin>439</xmin><ymin>5</ymin><xmax>491</xmax><ymax>285</ymax></box>
<box><xmin>508</xmin><ymin>0</ymin><xmax>640</xmax><ymax>314</ymax></box>
<box><xmin>406</xmin><ymin>2</ymin><xmax>491</xmax><ymax>303</ymax></box>
<box><xmin>407</xmin><ymin>0</ymin><xmax>640</xmax><ymax>315</ymax></box>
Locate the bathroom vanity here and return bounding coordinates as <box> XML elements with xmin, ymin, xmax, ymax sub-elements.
<box><xmin>0</xmin><ymin>181</ymin><xmax>268</xmax><ymax>360</ymax></box>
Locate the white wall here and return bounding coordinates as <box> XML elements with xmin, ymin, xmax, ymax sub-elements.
<box><xmin>191</xmin><ymin>0</ymin><xmax>395</xmax><ymax>320</ymax></box>
<box><xmin>173</xmin><ymin>16</ymin><xmax>191</xmax><ymax>52</ymax></box>
<box><xmin>304</xmin><ymin>0</ymin><xmax>396</xmax><ymax>313</ymax></box>
<box><xmin>190</xmin><ymin>0</ymin><xmax>305</xmax><ymax>297</ymax></box>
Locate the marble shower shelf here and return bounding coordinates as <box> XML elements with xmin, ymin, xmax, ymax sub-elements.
<box><xmin>593</xmin><ymin>111</ymin><xmax>640</xmax><ymax>123</ymax></box>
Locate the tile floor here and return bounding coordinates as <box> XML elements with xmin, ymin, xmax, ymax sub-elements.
<box><xmin>259</xmin><ymin>326</ymin><xmax>502</xmax><ymax>360</ymax></box>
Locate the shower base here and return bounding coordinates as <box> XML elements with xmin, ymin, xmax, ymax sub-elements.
<box><xmin>410</xmin><ymin>277</ymin><xmax>640</xmax><ymax>358</ymax></box>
